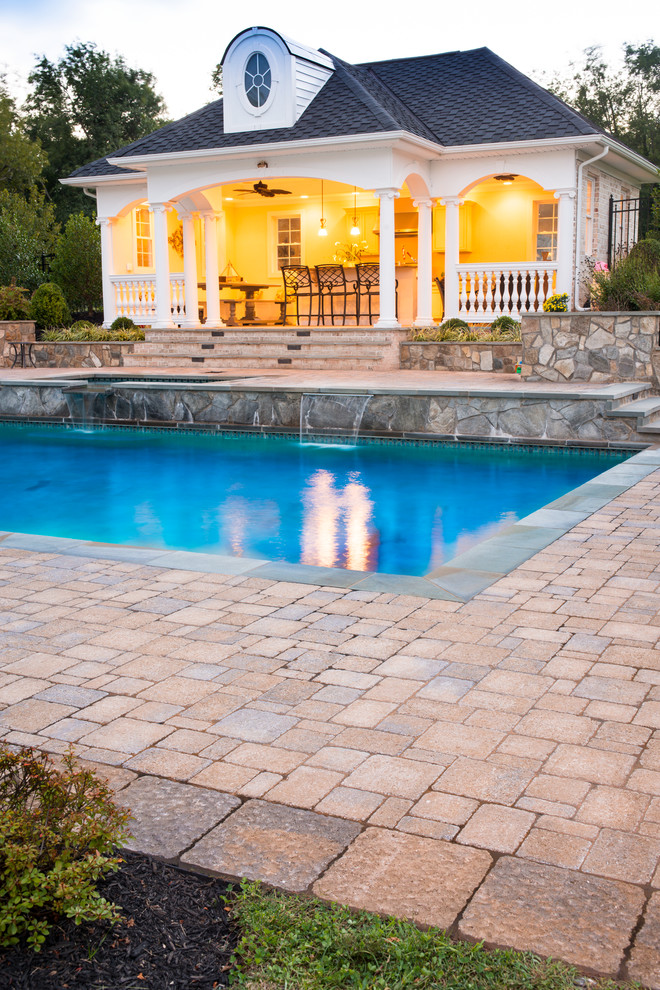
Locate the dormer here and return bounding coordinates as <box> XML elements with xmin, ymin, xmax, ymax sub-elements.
<box><xmin>221</xmin><ymin>27</ymin><xmax>334</xmax><ymax>133</ymax></box>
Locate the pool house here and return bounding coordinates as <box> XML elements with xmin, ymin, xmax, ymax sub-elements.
<box><xmin>63</xmin><ymin>26</ymin><xmax>658</xmax><ymax>334</ymax></box>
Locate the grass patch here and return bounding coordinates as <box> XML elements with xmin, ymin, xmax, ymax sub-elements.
<box><xmin>229</xmin><ymin>882</ymin><xmax>637</xmax><ymax>990</ymax></box>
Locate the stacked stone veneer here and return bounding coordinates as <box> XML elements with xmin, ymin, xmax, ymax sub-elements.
<box><xmin>520</xmin><ymin>312</ymin><xmax>660</xmax><ymax>384</ymax></box>
<box><xmin>400</xmin><ymin>341</ymin><xmax>519</xmax><ymax>374</ymax></box>
<box><xmin>0</xmin><ymin>320</ymin><xmax>35</xmax><ymax>364</ymax></box>
<box><xmin>0</xmin><ymin>341</ymin><xmax>136</xmax><ymax>369</ymax></box>
<box><xmin>0</xmin><ymin>382</ymin><xmax>650</xmax><ymax>445</ymax></box>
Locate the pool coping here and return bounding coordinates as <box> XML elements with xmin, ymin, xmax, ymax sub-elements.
<box><xmin>1</xmin><ymin>437</ymin><xmax>658</xmax><ymax>602</ymax></box>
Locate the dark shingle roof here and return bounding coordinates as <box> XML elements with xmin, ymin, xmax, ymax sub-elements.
<box><xmin>68</xmin><ymin>46</ymin><xmax>602</xmax><ymax>179</ymax></box>
<box><xmin>364</xmin><ymin>48</ymin><xmax>599</xmax><ymax>145</ymax></box>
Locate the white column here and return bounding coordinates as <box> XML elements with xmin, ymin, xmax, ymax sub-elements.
<box><xmin>203</xmin><ymin>212</ymin><xmax>224</xmax><ymax>327</ymax></box>
<box><xmin>374</xmin><ymin>188</ymin><xmax>400</xmax><ymax>328</ymax></box>
<box><xmin>555</xmin><ymin>188</ymin><xmax>577</xmax><ymax>307</ymax></box>
<box><xmin>441</xmin><ymin>196</ymin><xmax>463</xmax><ymax>320</ymax></box>
<box><xmin>178</xmin><ymin>211</ymin><xmax>201</xmax><ymax>329</ymax></box>
<box><xmin>413</xmin><ymin>198</ymin><xmax>435</xmax><ymax>327</ymax></box>
<box><xmin>151</xmin><ymin>203</ymin><xmax>175</xmax><ymax>330</ymax></box>
<box><xmin>96</xmin><ymin>217</ymin><xmax>117</xmax><ymax>328</ymax></box>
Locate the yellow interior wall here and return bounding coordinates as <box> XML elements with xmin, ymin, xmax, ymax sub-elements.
<box><xmin>112</xmin><ymin>214</ymin><xmax>134</xmax><ymax>274</ymax></box>
<box><xmin>463</xmin><ymin>183</ymin><xmax>546</xmax><ymax>263</ymax></box>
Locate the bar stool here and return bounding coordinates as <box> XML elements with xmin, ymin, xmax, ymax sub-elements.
<box><xmin>281</xmin><ymin>265</ymin><xmax>319</xmax><ymax>326</ymax></box>
<box><xmin>355</xmin><ymin>264</ymin><xmax>398</xmax><ymax>325</ymax></box>
<box><xmin>315</xmin><ymin>264</ymin><xmax>358</xmax><ymax>325</ymax></box>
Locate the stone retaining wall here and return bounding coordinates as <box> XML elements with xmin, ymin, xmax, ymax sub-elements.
<box><xmin>0</xmin><ymin>381</ymin><xmax>649</xmax><ymax>446</ymax></box>
<box><xmin>400</xmin><ymin>341</ymin><xmax>520</xmax><ymax>373</ymax></box>
<box><xmin>0</xmin><ymin>341</ymin><xmax>137</xmax><ymax>369</ymax></box>
<box><xmin>520</xmin><ymin>312</ymin><xmax>660</xmax><ymax>384</ymax></box>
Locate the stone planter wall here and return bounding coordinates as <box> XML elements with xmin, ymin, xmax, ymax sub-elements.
<box><xmin>400</xmin><ymin>341</ymin><xmax>520</xmax><ymax>373</ymax></box>
<box><xmin>520</xmin><ymin>312</ymin><xmax>660</xmax><ymax>384</ymax></box>
<box><xmin>0</xmin><ymin>341</ymin><xmax>137</xmax><ymax>369</ymax></box>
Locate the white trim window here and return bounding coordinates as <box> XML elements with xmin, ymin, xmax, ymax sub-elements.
<box><xmin>584</xmin><ymin>178</ymin><xmax>595</xmax><ymax>255</ymax></box>
<box><xmin>534</xmin><ymin>201</ymin><xmax>558</xmax><ymax>262</ymax></box>
<box><xmin>135</xmin><ymin>207</ymin><xmax>153</xmax><ymax>269</ymax></box>
<box><xmin>275</xmin><ymin>214</ymin><xmax>302</xmax><ymax>271</ymax></box>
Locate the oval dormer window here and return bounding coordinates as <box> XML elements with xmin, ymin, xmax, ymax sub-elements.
<box><xmin>244</xmin><ymin>52</ymin><xmax>272</xmax><ymax>108</ymax></box>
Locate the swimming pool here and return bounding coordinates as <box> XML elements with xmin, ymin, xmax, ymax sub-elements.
<box><xmin>0</xmin><ymin>424</ymin><xmax>631</xmax><ymax>577</ymax></box>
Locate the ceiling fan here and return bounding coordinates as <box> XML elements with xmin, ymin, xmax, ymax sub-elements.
<box><xmin>232</xmin><ymin>181</ymin><xmax>292</xmax><ymax>198</ymax></box>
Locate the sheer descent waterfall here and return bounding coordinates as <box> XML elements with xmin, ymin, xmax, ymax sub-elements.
<box><xmin>299</xmin><ymin>393</ymin><xmax>373</xmax><ymax>443</ymax></box>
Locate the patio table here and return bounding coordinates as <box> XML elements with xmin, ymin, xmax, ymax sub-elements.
<box><xmin>199</xmin><ymin>280</ymin><xmax>270</xmax><ymax>326</ymax></box>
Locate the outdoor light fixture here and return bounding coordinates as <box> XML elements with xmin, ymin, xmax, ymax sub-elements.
<box><xmin>494</xmin><ymin>174</ymin><xmax>517</xmax><ymax>185</ymax></box>
<box><xmin>350</xmin><ymin>186</ymin><xmax>361</xmax><ymax>237</ymax></box>
<box><xmin>318</xmin><ymin>180</ymin><xmax>328</xmax><ymax>236</ymax></box>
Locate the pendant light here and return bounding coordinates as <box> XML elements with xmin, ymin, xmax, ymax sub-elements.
<box><xmin>350</xmin><ymin>187</ymin><xmax>361</xmax><ymax>237</ymax></box>
<box><xmin>318</xmin><ymin>180</ymin><xmax>328</xmax><ymax>236</ymax></box>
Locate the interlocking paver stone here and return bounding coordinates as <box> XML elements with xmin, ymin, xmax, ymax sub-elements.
<box><xmin>118</xmin><ymin>776</ymin><xmax>239</xmax><ymax>858</ymax></box>
<box><xmin>628</xmin><ymin>890</ymin><xmax>660</xmax><ymax>990</ymax></box>
<box><xmin>457</xmin><ymin>804</ymin><xmax>535</xmax><ymax>852</ymax></box>
<box><xmin>182</xmin><ymin>799</ymin><xmax>360</xmax><ymax>891</ymax></box>
<box><xmin>343</xmin><ymin>754</ymin><xmax>443</xmax><ymax>799</ymax></box>
<box><xmin>210</xmin><ymin>708</ymin><xmax>297</xmax><ymax>742</ymax></box>
<box><xmin>434</xmin><ymin>758</ymin><xmax>532</xmax><ymax>805</ymax></box>
<box><xmin>314</xmin><ymin>827</ymin><xmax>492</xmax><ymax>928</ymax></box>
<box><xmin>458</xmin><ymin>856</ymin><xmax>645</xmax><ymax>974</ymax></box>
<box><xmin>581</xmin><ymin>828</ymin><xmax>660</xmax><ymax>884</ymax></box>
<box><xmin>80</xmin><ymin>717</ymin><xmax>173</xmax><ymax>754</ymax></box>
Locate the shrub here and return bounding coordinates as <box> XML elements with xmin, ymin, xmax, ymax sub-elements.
<box><xmin>39</xmin><ymin>326</ymin><xmax>145</xmax><ymax>343</ymax></box>
<box><xmin>110</xmin><ymin>316</ymin><xmax>136</xmax><ymax>331</ymax></box>
<box><xmin>594</xmin><ymin>238</ymin><xmax>660</xmax><ymax>311</ymax></box>
<box><xmin>0</xmin><ymin>280</ymin><xmax>31</xmax><ymax>321</ymax></box>
<box><xmin>542</xmin><ymin>292</ymin><xmax>569</xmax><ymax>312</ymax></box>
<box><xmin>70</xmin><ymin>319</ymin><xmax>96</xmax><ymax>332</ymax></box>
<box><xmin>50</xmin><ymin>213</ymin><xmax>102</xmax><ymax>318</ymax></box>
<box><xmin>489</xmin><ymin>315</ymin><xmax>521</xmax><ymax>340</ymax></box>
<box><xmin>591</xmin><ymin>239</ymin><xmax>660</xmax><ymax>311</ymax></box>
<box><xmin>29</xmin><ymin>282</ymin><xmax>70</xmax><ymax>329</ymax></box>
<box><xmin>0</xmin><ymin>745</ymin><xmax>131</xmax><ymax>951</ymax></box>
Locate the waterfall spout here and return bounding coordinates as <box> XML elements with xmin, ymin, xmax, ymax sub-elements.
<box><xmin>299</xmin><ymin>393</ymin><xmax>372</xmax><ymax>444</ymax></box>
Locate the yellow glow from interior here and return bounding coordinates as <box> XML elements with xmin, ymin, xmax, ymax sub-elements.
<box><xmin>301</xmin><ymin>468</ymin><xmax>375</xmax><ymax>569</ymax></box>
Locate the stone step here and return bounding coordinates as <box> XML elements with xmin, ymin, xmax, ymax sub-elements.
<box><xmin>145</xmin><ymin>328</ymin><xmax>401</xmax><ymax>344</ymax></box>
<box><xmin>121</xmin><ymin>353</ymin><xmax>390</xmax><ymax>370</ymax></box>
<box><xmin>608</xmin><ymin>396</ymin><xmax>660</xmax><ymax>418</ymax></box>
<box><xmin>606</xmin><ymin>395</ymin><xmax>660</xmax><ymax>431</ymax></box>
<box><xmin>130</xmin><ymin>343</ymin><xmax>389</xmax><ymax>359</ymax></box>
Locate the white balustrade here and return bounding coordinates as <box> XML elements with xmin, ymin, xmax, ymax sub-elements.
<box><xmin>455</xmin><ymin>263</ymin><xmax>557</xmax><ymax>319</ymax></box>
<box><xmin>110</xmin><ymin>274</ymin><xmax>186</xmax><ymax>325</ymax></box>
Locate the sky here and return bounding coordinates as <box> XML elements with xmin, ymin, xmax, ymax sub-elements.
<box><xmin>0</xmin><ymin>0</ymin><xmax>654</xmax><ymax>120</ymax></box>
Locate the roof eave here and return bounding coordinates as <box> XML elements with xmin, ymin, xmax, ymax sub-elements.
<box><xmin>61</xmin><ymin>172</ymin><xmax>147</xmax><ymax>187</ymax></box>
<box><xmin>439</xmin><ymin>134</ymin><xmax>658</xmax><ymax>180</ymax></box>
<box><xmin>104</xmin><ymin>130</ymin><xmax>443</xmax><ymax>170</ymax></box>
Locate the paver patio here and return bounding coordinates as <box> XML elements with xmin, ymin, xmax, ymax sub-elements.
<box><xmin>1</xmin><ymin>434</ymin><xmax>660</xmax><ymax>984</ymax></box>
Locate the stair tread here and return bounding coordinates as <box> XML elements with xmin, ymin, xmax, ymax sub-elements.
<box><xmin>611</xmin><ymin>397</ymin><xmax>660</xmax><ymax>415</ymax></box>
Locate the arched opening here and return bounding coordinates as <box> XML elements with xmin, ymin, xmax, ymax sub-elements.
<box><xmin>437</xmin><ymin>173</ymin><xmax>560</xmax><ymax>321</ymax></box>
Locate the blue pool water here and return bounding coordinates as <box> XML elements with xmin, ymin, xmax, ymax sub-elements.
<box><xmin>0</xmin><ymin>425</ymin><xmax>628</xmax><ymax>576</ymax></box>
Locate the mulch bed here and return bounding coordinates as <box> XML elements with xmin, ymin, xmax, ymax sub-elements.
<box><xmin>0</xmin><ymin>852</ymin><xmax>237</xmax><ymax>989</ymax></box>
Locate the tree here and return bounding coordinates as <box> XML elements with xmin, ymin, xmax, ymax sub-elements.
<box><xmin>50</xmin><ymin>212</ymin><xmax>102</xmax><ymax>317</ymax></box>
<box><xmin>24</xmin><ymin>43</ymin><xmax>167</xmax><ymax>221</ymax></box>
<box><xmin>0</xmin><ymin>189</ymin><xmax>59</xmax><ymax>292</ymax></box>
<box><xmin>0</xmin><ymin>81</ymin><xmax>46</xmax><ymax>196</ymax></box>
<box><xmin>545</xmin><ymin>41</ymin><xmax>660</xmax><ymax>165</ymax></box>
